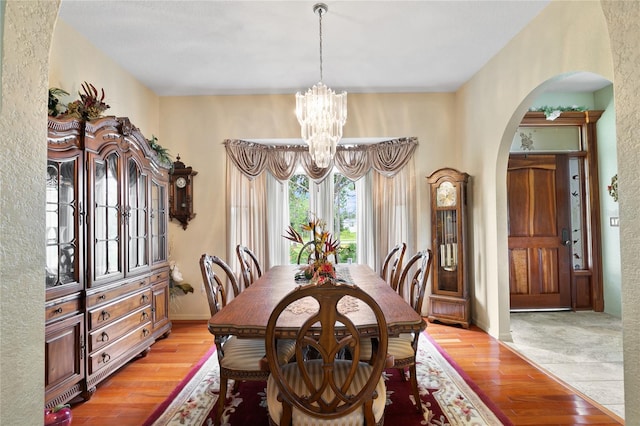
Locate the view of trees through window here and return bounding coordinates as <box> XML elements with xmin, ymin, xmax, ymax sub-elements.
<box><xmin>287</xmin><ymin>172</ymin><xmax>357</xmax><ymax>264</ymax></box>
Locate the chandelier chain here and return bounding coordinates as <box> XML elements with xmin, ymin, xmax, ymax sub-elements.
<box><xmin>318</xmin><ymin>5</ymin><xmax>324</xmax><ymax>82</ymax></box>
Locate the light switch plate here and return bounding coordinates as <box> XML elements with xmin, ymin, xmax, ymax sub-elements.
<box><xmin>610</xmin><ymin>217</ymin><xmax>619</xmax><ymax>227</ymax></box>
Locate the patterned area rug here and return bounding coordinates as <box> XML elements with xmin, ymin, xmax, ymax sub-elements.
<box><xmin>144</xmin><ymin>332</ymin><xmax>512</xmax><ymax>426</ymax></box>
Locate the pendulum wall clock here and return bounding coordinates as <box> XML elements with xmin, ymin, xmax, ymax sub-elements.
<box><xmin>169</xmin><ymin>155</ymin><xmax>197</xmax><ymax>230</ymax></box>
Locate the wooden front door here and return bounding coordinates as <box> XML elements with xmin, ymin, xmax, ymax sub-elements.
<box><xmin>508</xmin><ymin>155</ymin><xmax>572</xmax><ymax>310</ymax></box>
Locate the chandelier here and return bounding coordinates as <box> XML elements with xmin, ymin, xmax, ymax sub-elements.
<box><xmin>295</xmin><ymin>3</ymin><xmax>347</xmax><ymax>168</ymax></box>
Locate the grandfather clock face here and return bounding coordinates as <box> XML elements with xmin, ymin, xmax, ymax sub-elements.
<box><xmin>436</xmin><ymin>181</ymin><xmax>457</xmax><ymax>207</ymax></box>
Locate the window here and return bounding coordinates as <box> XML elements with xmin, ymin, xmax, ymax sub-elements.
<box><xmin>287</xmin><ymin>170</ymin><xmax>357</xmax><ymax>264</ymax></box>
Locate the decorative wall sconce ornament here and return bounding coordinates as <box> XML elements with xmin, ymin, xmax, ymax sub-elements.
<box><xmin>608</xmin><ymin>173</ymin><xmax>618</xmax><ymax>202</ymax></box>
<box><xmin>295</xmin><ymin>3</ymin><xmax>347</xmax><ymax>168</ymax></box>
<box><xmin>169</xmin><ymin>155</ymin><xmax>198</xmax><ymax>229</ymax></box>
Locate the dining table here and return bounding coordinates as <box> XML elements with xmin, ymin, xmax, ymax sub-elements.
<box><xmin>208</xmin><ymin>263</ymin><xmax>426</xmax><ymax>340</ymax></box>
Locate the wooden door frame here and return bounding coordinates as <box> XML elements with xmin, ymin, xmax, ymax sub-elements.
<box><xmin>516</xmin><ymin>111</ymin><xmax>604</xmax><ymax>311</ymax></box>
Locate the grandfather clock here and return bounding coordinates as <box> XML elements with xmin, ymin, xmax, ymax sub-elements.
<box><xmin>426</xmin><ymin>167</ymin><xmax>471</xmax><ymax>328</ymax></box>
<box><xmin>169</xmin><ymin>155</ymin><xmax>197</xmax><ymax>230</ymax></box>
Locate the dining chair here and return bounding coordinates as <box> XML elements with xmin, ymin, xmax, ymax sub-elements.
<box><xmin>296</xmin><ymin>240</ymin><xmax>339</xmax><ymax>265</ymax></box>
<box><xmin>199</xmin><ymin>254</ymin><xmax>295</xmax><ymax>426</ymax></box>
<box><xmin>265</xmin><ymin>279</ymin><xmax>389</xmax><ymax>426</ymax></box>
<box><xmin>380</xmin><ymin>242</ymin><xmax>407</xmax><ymax>291</ymax></box>
<box><xmin>361</xmin><ymin>249</ymin><xmax>432</xmax><ymax>412</ymax></box>
<box><xmin>235</xmin><ymin>244</ymin><xmax>262</xmax><ymax>290</ymax></box>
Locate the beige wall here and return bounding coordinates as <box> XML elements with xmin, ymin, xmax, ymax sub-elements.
<box><xmin>49</xmin><ymin>20</ymin><xmax>160</xmax><ymax>137</ymax></box>
<box><xmin>160</xmin><ymin>93</ymin><xmax>456</xmax><ymax>318</ymax></box>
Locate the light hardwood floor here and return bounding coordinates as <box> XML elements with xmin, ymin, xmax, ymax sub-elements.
<box><xmin>67</xmin><ymin>320</ymin><xmax>624</xmax><ymax>426</ymax></box>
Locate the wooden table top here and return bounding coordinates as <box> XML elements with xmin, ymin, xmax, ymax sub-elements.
<box><xmin>208</xmin><ymin>264</ymin><xmax>426</xmax><ymax>339</ymax></box>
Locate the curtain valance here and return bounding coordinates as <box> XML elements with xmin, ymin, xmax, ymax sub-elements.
<box><xmin>224</xmin><ymin>137</ymin><xmax>418</xmax><ymax>182</ymax></box>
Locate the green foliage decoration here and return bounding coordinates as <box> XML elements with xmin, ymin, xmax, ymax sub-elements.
<box><xmin>147</xmin><ymin>135</ymin><xmax>172</xmax><ymax>166</ymax></box>
<box><xmin>48</xmin><ymin>87</ymin><xmax>69</xmax><ymax>117</ymax></box>
<box><xmin>528</xmin><ymin>105</ymin><xmax>587</xmax><ymax>120</ymax></box>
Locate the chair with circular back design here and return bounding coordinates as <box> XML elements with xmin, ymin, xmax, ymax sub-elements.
<box><xmin>265</xmin><ymin>279</ymin><xmax>389</xmax><ymax>426</ymax></box>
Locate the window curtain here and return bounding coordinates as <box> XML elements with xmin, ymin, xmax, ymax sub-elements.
<box><xmin>225</xmin><ymin>137</ymin><xmax>418</xmax><ymax>183</ymax></box>
<box><xmin>226</xmin><ymin>164</ymin><xmax>268</xmax><ymax>301</ymax></box>
<box><xmin>226</xmin><ymin>137</ymin><xmax>418</xmax><ymax>295</ymax></box>
<box><xmin>373</xmin><ymin>161</ymin><xmax>417</xmax><ymax>301</ymax></box>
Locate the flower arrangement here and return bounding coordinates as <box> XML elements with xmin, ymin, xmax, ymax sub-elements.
<box><xmin>283</xmin><ymin>215</ymin><xmax>340</xmax><ymax>283</ymax></box>
<box><xmin>169</xmin><ymin>261</ymin><xmax>194</xmax><ymax>296</ymax></box>
<box><xmin>65</xmin><ymin>81</ymin><xmax>110</xmax><ymax>120</ymax></box>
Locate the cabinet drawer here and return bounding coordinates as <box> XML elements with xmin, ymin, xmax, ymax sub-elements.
<box><xmin>45</xmin><ymin>298</ymin><xmax>82</xmax><ymax>324</ymax></box>
<box><xmin>88</xmin><ymin>289</ymin><xmax>152</xmax><ymax>330</ymax></box>
<box><xmin>86</xmin><ymin>277</ymin><xmax>149</xmax><ymax>308</ymax></box>
<box><xmin>88</xmin><ymin>306</ymin><xmax>152</xmax><ymax>352</ymax></box>
<box><xmin>150</xmin><ymin>269</ymin><xmax>169</xmax><ymax>284</ymax></box>
<box><xmin>88</xmin><ymin>324</ymin><xmax>152</xmax><ymax>375</ymax></box>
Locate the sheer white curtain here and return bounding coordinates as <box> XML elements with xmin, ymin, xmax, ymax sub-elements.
<box><xmin>266</xmin><ymin>173</ymin><xmax>291</xmax><ymax>266</ymax></box>
<box><xmin>226</xmin><ymin>164</ymin><xmax>268</xmax><ymax>300</ymax></box>
<box><xmin>356</xmin><ymin>171</ymin><xmax>375</xmax><ymax>269</ymax></box>
<box><xmin>372</xmin><ymin>161</ymin><xmax>416</xmax><ymax>300</ymax></box>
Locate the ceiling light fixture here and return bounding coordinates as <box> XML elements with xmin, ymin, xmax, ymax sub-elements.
<box><xmin>295</xmin><ymin>3</ymin><xmax>347</xmax><ymax>168</ymax></box>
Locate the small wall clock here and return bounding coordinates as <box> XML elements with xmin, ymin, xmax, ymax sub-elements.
<box><xmin>169</xmin><ymin>155</ymin><xmax>197</xmax><ymax>230</ymax></box>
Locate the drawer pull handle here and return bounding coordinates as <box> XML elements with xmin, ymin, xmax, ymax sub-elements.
<box><xmin>100</xmin><ymin>311</ymin><xmax>111</xmax><ymax>321</ymax></box>
<box><xmin>142</xmin><ymin>328</ymin><xmax>150</xmax><ymax>337</ymax></box>
<box><xmin>97</xmin><ymin>295</ymin><xmax>106</xmax><ymax>301</ymax></box>
<box><xmin>54</xmin><ymin>307</ymin><xmax>63</xmax><ymax>314</ymax></box>
<box><xmin>99</xmin><ymin>332</ymin><xmax>109</xmax><ymax>342</ymax></box>
<box><xmin>102</xmin><ymin>353</ymin><xmax>111</xmax><ymax>364</ymax></box>
<box><xmin>141</xmin><ymin>311</ymin><xmax>149</xmax><ymax>321</ymax></box>
<box><xmin>141</xmin><ymin>294</ymin><xmax>149</xmax><ymax>304</ymax></box>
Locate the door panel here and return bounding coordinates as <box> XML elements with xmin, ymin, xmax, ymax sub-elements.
<box><xmin>508</xmin><ymin>155</ymin><xmax>571</xmax><ymax>310</ymax></box>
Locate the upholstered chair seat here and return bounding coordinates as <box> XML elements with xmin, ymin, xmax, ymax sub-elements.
<box><xmin>266</xmin><ymin>359</ymin><xmax>386</xmax><ymax>426</ymax></box>
<box><xmin>358</xmin><ymin>250</ymin><xmax>433</xmax><ymax>412</ymax></box>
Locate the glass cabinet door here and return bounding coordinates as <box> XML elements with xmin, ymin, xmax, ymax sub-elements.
<box><xmin>435</xmin><ymin>208</ymin><xmax>460</xmax><ymax>294</ymax></box>
<box><xmin>150</xmin><ymin>180</ymin><xmax>168</xmax><ymax>264</ymax></box>
<box><xmin>127</xmin><ymin>158</ymin><xmax>149</xmax><ymax>273</ymax></box>
<box><xmin>46</xmin><ymin>157</ymin><xmax>82</xmax><ymax>298</ymax></box>
<box><xmin>90</xmin><ymin>151</ymin><xmax>123</xmax><ymax>285</ymax></box>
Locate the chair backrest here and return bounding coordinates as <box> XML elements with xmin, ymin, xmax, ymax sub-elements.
<box><xmin>236</xmin><ymin>245</ymin><xmax>262</xmax><ymax>290</ymax></box>
<box><xmin>199</xmin><ymin>254</ymin><xmax>240</xmax><ymax>317</ymax></box>
<box><xmin>265</xmin><ymin>279</ymin><xmax>388</xmax><ymax>424</ymax></box>
<box><xmin>396</xmin><ymin>249</ymin><xmax>433</xmax><ymax>315</ymax></box>
<box><xmin>381</xmin><ymin>242</ymin><xmax>407</xmax><ymax>291</ymax></box>
<box><xmin>296</xmin><ymin>240</ymin><xmax>339</xmax><ymax>265</ymax></box>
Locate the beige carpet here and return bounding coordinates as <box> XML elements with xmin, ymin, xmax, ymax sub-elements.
<box><xmin>506</xmin><ymin>311</ymin><xmax>624</xmax><ymax>420</ymax></box>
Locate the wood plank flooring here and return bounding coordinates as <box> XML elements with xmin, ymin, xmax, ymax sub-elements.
<box><xmin>67</xmin><ymin>320</ymin><xmax>624</xmax><ymax>425</ymax></box>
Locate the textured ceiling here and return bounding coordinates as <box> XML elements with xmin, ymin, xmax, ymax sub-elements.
<box><xmin>58</xmin><ymin>1</ymin><xmax>610</xmax><ymax>97</ymax></box>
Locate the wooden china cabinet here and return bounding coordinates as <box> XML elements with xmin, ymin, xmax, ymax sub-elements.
<box><xmin>46</xmin><ymin>116</ymin><xmax>171</xmax><ymax>408</ymax></box>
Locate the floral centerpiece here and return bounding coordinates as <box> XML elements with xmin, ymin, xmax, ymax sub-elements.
<box><xmin>283</xmin><ymin>216</ymin><xmax>340</xmax><ymax>283</ymax></box>
<box><xmin>65</xmin><ymin>81</ymin><xmax>110</xmax><ymax>120</ymax></box>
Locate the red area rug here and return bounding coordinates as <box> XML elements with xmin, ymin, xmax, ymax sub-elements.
<box><xmin>144</xmin><ymin>332</ymin><xmax>512</xmax><ymax>425</ymax></box>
